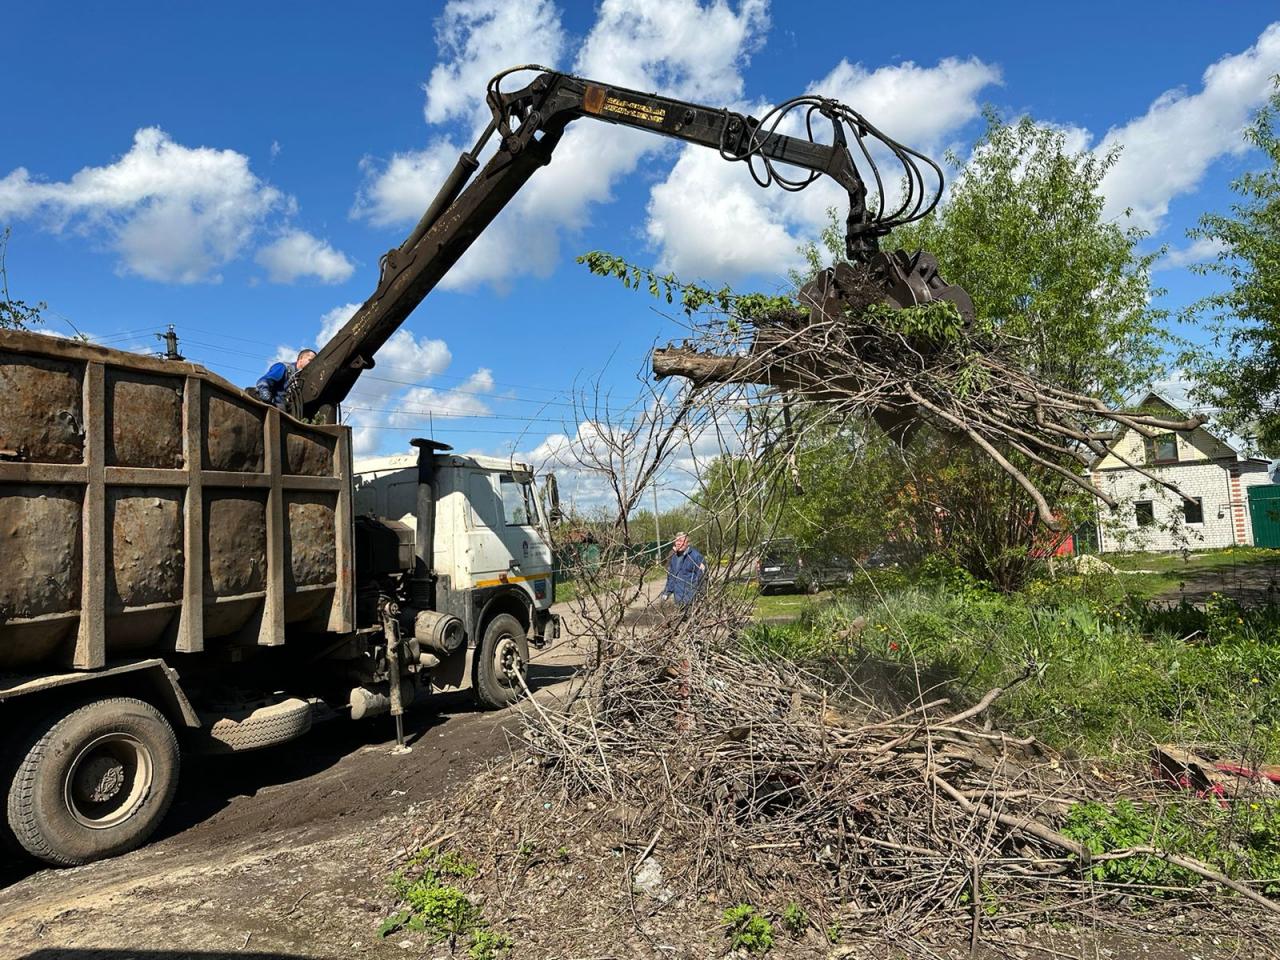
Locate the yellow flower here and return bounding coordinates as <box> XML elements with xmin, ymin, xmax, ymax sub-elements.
<box><xmin>1251</xmin><ymin>677</ymin><xmax>1262</xmax><ymax>684</ymax></box>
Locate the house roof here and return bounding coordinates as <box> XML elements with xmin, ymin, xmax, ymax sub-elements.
<box><xmin>1102</xmin><ymin>390</ymin><xmax>1271</xmax><ymax>467</ymax></box>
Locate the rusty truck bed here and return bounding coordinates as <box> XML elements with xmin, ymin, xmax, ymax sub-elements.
<box><xmin>0</xmin><ymin>329</ymin><xmax>354</xmax><ymax>672</ymax></box>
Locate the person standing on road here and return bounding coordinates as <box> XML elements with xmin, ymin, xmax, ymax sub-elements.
<box><xmin>664</xmin><ymin>531</ymin><xmax>706</xmax><ymax>609</ymax></box>
<box><xmin>255</xmin><ymin>348</ymin><xmax>316</xmax><ymax>409</ymax></box>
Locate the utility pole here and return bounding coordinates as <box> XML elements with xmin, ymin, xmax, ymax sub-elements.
<box><xmin>156</xmin><ymin>324</ymin><xmax>184</xmax><ymax>361</ymax></box>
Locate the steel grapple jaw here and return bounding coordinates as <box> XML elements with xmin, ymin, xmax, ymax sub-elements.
<box><xmin>867</xmin><ymin>249</ymin><xmax>974</xmax><ymax>324</ymax></box>
<box><xmin>798</xmin><ymin>252</ymin><xmax>974</xmax><ymax>331</ymax></box>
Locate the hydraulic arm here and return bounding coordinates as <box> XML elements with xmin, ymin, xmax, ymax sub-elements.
<box><xmin>291</xmin><ymin>66</ymin><xmax>973</xmax><ymax>423</ymax></box>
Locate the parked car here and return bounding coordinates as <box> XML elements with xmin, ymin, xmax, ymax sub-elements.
<box><xmin>757</xmin><ymin>539</ymin><xmax>854</xmax><ymax>594</ymax></box>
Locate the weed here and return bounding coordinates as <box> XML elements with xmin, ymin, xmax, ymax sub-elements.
<box><xmin>825</xmin><ymin>922</ymin><xmax>842</xmax><ymax>945</ymax></box>
<box><xmin>780</xmin><ymin>902</ymin><xmax>808</xmax><ymax>936</ymax></box>
<box><xmin>377</xmin><ymin>910</ymin><xmax>411</xmax><ymax>938</ymax></box>
<box><xmin>722</xmin><ymin>904</ymin><xmax>774</xmax><ymax>953</ymax></box>
<box><xmin>468</xmin><ymin>929</ymin><xmax>514</xmax><ymax>960</ymax></box>
<box><xmin>402</xmin><ymin>881</ymin><xmax>482</xmax><ymax>943</ymax></box>
<box><xmin>435</xmin><ymin>850</ymin><xmax>480</xmax><ymax>878</ymax></box>
<box><xmin>383</xmin><ymin>851</ymin><xmax>488</xmax><ymax>946</ymax></box>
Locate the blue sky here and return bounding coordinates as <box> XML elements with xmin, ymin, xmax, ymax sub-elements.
<box><xmin>2</xmin><ymin>2</ymin><xmax>1279</xmax><ymax>501</ymax></box>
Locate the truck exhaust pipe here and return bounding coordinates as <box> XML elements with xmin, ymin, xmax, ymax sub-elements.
<box><xmin>408</xmin><ymin>438</ymin><xmax>453</xmax><ymax>610</ymax></box>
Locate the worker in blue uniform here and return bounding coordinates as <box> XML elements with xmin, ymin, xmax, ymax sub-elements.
<box><xmin>664</xmin><ymin>531</ymin><xmax>706</xmax><ymax>609</ymax></box>
<box><xmin>255</xmin><ymin>348</ymin><xmax>316</xmax><ymax>408</ymax></box>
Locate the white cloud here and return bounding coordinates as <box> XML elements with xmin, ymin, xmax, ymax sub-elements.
<box><xmin>1099</xmin><ymin>22</ymin><xmax>1280</xmax><ymax>231</ymax></box>
<box><xmin>391</xmin><ymin>368</ymin><xmax>496</xmax><ymax>425</ymax></box>
<box><xmin>646</xmin><ymin>147</ymin><xmax>805</xmax><ymax>278</ymax></box>
<box><xmin>810</xmin><ymin>56</ymin><xmax>1001</xmax><ymax>151</ymax></box>
<box><xmin>256</xmin><ymin>229</ymin><xmax>355</xmax><ymax>284</ymax></box>
<box><xmin>645</xmin><ymin>55</ymin><xmax>1000</xmax><ymax>280</ymax></box>
<box><xmin>0</xmin><ymin>127</ymin><xmax>287</xmax><ymax>283</ymax></box>
<box><xmin>423</xmin><ymin>0</ymin><xmax>566</xmax><ymax>128</ymax></box>
<box><xmin>277</xmin><ymin>302</ymin><xmax>454</xmax><ymax>455</ymax></box>
<box><xmin>353</xmin><ymin>142</ymin><xmax>458</xmax><ymax>228</ymax></box>
<box><xmin>355</xmin><ymin>0</ymin><xmax>771</xmax><ymax>291</ymax></box>
<box><xmin>1156</xmin><ymin>235</ymin><xmax>1227</xmax><ymax>272</ymax></box>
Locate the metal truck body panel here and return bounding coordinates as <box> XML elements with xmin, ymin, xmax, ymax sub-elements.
<box><xmin>0</xmin><ymin>329</ymin><xmax>354</xmax><ymax>673</ymax></box>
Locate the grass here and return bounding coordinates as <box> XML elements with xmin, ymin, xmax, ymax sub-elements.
<box><xmin>554</xmin><ymin>564</ymin><xmax>666</xmax><ymax>604</ymax></box>
<box><xmin>1104</xmin><ymin>546</ymin><xmax>1280</xmax><ymax>600</ymax></box>
<box><xmin>743</xmin><ymin>560</ymin><xmax>1280</xmax><ymax>761</ymax></box>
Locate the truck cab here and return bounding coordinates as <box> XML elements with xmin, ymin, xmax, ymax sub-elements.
<box><xmin>353</xmin><ymin>450</ymin><xmax>559</xmax><ymax>678</ymax></box>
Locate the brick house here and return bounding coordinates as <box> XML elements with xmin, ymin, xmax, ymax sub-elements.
<box><xmin>1090</xmin><ymin>392</ymin><xmax>1275</xmax><ymax>553</ymax></box>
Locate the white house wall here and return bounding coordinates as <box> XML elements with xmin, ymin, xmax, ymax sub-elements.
<box><xmin>1093</xmin><ymin>459</ymin><xmax>1272</xmax><ymax>553</ymax></box>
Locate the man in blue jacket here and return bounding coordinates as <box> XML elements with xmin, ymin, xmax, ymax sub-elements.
<box><xmin>664</xmin><ymin>531</ymin><xmax>706</xmax><ymax>609</ymax></box>
<box><xmin>255</xmin><ymin>348</ymin><xmax>316</xmax><ymax>409</ymax></box>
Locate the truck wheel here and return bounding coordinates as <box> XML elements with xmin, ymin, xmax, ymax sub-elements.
<box><xmin>474</xmin><ymin>614</ymin><xmax>528</xmax><ymax>709</ymax></box>
<box><xmin>7</xmin><ymin>697</ymin><xmax>179</xmax><ymax>866</ymax></box>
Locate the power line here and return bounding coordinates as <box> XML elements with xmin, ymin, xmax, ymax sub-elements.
<box><xmin>179</xmin><ymin>338</ymin><xmax>585</xmax><ymax>410</ymax></box>
<box><xmin>177</xmin><ymin>324</ymin><xmax>574</xmax><ymax>397</ymax></box>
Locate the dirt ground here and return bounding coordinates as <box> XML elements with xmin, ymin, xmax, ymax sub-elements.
<box><xmin>0</xmin><ymin>588</ymin><xmax>1274</xmax><ymax>960</ymax></box>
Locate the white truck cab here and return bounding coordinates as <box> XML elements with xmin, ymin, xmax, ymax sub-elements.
<box><xmin>353</xmin><ymin>449</ymin><xmax>559</xmax><ymax>705</ymax></box>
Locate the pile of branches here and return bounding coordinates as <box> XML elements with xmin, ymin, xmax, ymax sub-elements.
<box><xmin>516</xmin><ymin>598</ymin><xmax>1279</xmax><ymax>942</ymax></box>
<box><xmin>652</xmin><ymin>260</ymin><xmax>1203</xmax><ymax>526</ymax></box>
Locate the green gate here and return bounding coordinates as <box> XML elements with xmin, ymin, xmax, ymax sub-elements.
<box><xmin>1248</xmin><ymin>484</ymin><xmax>1280</xmax><ymax>547</ymax></box>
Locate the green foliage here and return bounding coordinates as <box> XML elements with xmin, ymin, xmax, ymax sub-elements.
<box><xmin>780</xmin><ymin>902</ymin><xmax>809</xmax><ymax>936</ymax></box>
<box><xmin>744</xmin><ymin>567</ymin><xmax>1280</xmax><ymax>759</ymax></box>
<box><xmin>796</xmin><ymin>112</ymin><xmax>1168</xmax><ymax>590</ymax></box>
<box><xmin>891</xmin><ymin>111</ymin><xmax>1167</xmax><ymax>401</ymax></box>
<box><xmin>0</xmin><ymin>227</ymin><xmax>45</xmax><ymax>330</ymax></box>
<box><xmin>383</xmin><ymin>848</ymin><xmax>500</xmax><ymax>948</ymax></box>
<box><xmin>721</xmin><ymin>904</ymin><xmax>774</xmax><ymax>953</ymax></box>
<box><xmin>1185</xmin><ymin>85</ymin><xmax>1280</xmax><ymax>453</ymax></box>
<box><xmin>576</xmin><ymin>251</ymin><xmax>794</xmax><ymax>328</ymax></box>
<box><xmin>1064</xmin><ymin>798</ymin><xmax>1280</xmax><ymax>895</ymax></box>
<box><xmin>468</xmin><ymin>929</ymin><xmax>514</xmax><ymax>960</ymax></box>
<box><xmin>862</xmin><ymin>299</ymin><xmax>972</xmax><ymax>346</ymax></box>
<box><xmin>435</xmin><ymin>850</ymin><xmax>480</xmax><ymax>878</ymax></box>
<box><xmin>377</xmin><ymin>910</ymin><xmax>411</xmax><ymax>938</ymax></box>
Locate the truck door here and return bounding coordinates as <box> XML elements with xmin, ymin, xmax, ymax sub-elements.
<box><xmin>465</xmin><ymin>471</ymin><xmax>551</xmax><ymax>588</ymax></box>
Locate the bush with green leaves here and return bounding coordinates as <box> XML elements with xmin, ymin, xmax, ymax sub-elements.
<box><xmin>721</xmin><ymin>904</ymin><xmax>774</xmax><ymax>953</ymax></box>
<box><xmin>743</xmin><ymin>576</ymin><xmax>1280</xmax><ymax>759</ymax></box>
<box><xmin>1064</xmin><ymin>797</ymin><xmax>1280</xmax><ymax>895</ymax></box>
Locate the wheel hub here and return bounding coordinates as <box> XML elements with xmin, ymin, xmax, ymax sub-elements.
<box><xmin>64</xmin><ymin>733</ymin><xmax>153</xmax><ymax>830</ymax></box>
<box><xmin>494</xmin><ymin>636</ymin><xmax>525</xmax><ymax>683</ymax></box>
<box><xmin>76</xmin><ymin>755</ymin><xmax>126</xmax><ymax>804</ymax></box>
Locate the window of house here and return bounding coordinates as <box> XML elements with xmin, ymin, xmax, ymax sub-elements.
<box><xmin>1144</xmin><ymin>433</ymin><xmax>1178</xmax><ymax>464</ymax></box>
<box><xmin>499</xmin><ymin>473</ymin><xmax>537</xmax><ymax>526</ymax></box>
<box><xmin>1135</xmin><ymin>500</ymin><xmax>1155</xmax><ymax>527</ymax></box>
<box><xmin>1183</xmin><ymin>497</ymin><xmax>1204</xmax><ymax>524</ymax></box>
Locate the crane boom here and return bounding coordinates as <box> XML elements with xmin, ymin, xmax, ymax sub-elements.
<box><xmin>292</xmin><ymin>67</ymin><xmax>971</xmax><ymax>423</ymax></box>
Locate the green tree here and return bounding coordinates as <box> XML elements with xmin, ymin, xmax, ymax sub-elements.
<box><xmin>1185</xmin><ymin>86</ymin><xmax>1280</xmax><ymax>452</ymax></box>
<box><xmin>798</xmin><ymin>113</ymin><xmax>1167</xmax><ymax>587</ymax></box>
<box><xmin>805</xmin><ymin>113</ymin><xmax>1165</xmax><ymax>400</ymax></box>
<box><xmin>582</xmin><ymin>114</ymin><xmax>1166</xmax><ymax>589</ymax></box>
<box><xmin>0</xmin><ymin>227</ymin><xmax>44</xmax><ymax>330</ymax></box>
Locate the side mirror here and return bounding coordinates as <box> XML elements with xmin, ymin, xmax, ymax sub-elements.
<box><xmin>543</xmin><ymin>472</ymin><xmax>563</xmax><ymax>523</ymax></box>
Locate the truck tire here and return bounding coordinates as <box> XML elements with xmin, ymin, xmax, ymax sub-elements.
<box><xmin>474</xmin><ymin>614</ymin><xmax>528</xmax><ymax>710</ymax></box>
<box><xmin>203</xmin><ymin>698</ymin><xmax>313</xmax><ymax>754</ymax></box>
<box><xmin>6</xmin><ymin>697</ymin><xmax>179</xmax><ymax>867</ymax></box>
